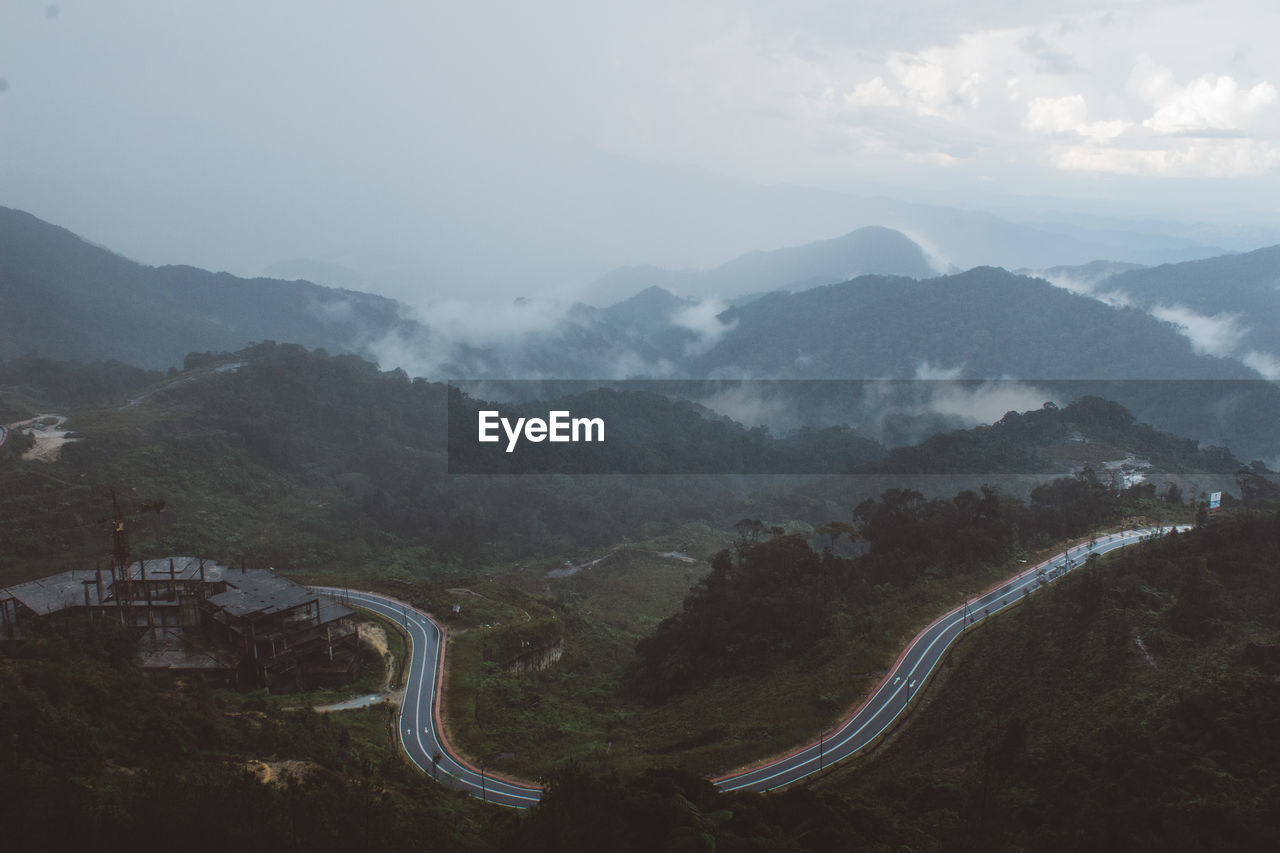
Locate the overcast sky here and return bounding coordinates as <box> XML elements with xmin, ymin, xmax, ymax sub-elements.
<box><xmin>3</xmin><ymin>1</ymin><xmax>1280</xmax><ymax>303</ymax></box>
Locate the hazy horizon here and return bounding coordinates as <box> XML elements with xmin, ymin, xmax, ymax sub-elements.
<box><xmin>4</xmin><ymin>1</ymin><xmax>1280</xmax><ymax>307</ymax></box>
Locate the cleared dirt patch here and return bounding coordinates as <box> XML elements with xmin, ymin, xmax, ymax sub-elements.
<box><xmin>244</xmin><ymin>759</ymin><xmax>320</xmax><ymax>786</ymax></box>
<box><xmin>7</xmin><ymin>414</ymin><xmax>79</xmax><ymax>463</ymax></box>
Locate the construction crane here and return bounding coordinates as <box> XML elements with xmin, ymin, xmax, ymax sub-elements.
<box><xmin>94</xmin><ymin>489</ymin><xmax>165</xmax><ymax>603</ymax></box>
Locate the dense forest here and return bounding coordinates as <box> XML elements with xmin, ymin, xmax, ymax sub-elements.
<box><xmin>625</xmin><ymin>470</ymin><xmax>1154</xmax><ymax>704</ymax></box>
<box><xmin>508</xmin><ymin>507</ymin><xmax>1280</xmax><ymax>851</ymax></box>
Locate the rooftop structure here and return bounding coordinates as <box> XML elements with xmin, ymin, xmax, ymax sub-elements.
<box><xmin>1</xmin><ymin>559</ymin><xmax>360</xmax><ymax>690</ymax></box>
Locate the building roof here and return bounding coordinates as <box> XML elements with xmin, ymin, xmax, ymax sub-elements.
<box><xmin>126</xmin><ymin>556</ymin><xmax>233</xmax><ymax>584</ymax></box>
<box><xmin>206</xmin><ymin>569</ymin><xmax>351</xmax><ymax>623</ymax></box>
<box><xmin>2</xmin><ymin>568</ymin><xmax>110</xmax><ymax>614</ymax></box>
<box><xmin>2</xmin><ymin>560</ymin><xmax>352</xmax><ymax>626</ymax></box>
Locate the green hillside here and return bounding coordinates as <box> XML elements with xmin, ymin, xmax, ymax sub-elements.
<box><xmin>0</xmin><ymin>207</ymin><xmax>410</xmax><ymax>370</ymax></box>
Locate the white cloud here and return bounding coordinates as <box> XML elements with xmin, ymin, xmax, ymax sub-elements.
<box><xmin>1038</xmin><ymin>271</ymin><xmax>1133</xmax><ymax>307</ymax></box>
<box><xmin>925</xmin><ymin>380</ymin><xmax>1056</xmax><ymax>425</ymax></box>
<box><xmin>842</xmin><ymin>30</ymin><xmax>1006</xmax><ymax>121</ymax></box>
<box><xmin>695</xmin><ymin>384</ymin><xmax>801</xmax><ymax>433</ymax></box>
<box><xmin>1024</xmin><ymin>62</ymin><xmax>1280</xmax><ymax>178</ymax></box>
<box><xmin>1140</xmin><ymin>72</ymin><xmax>1277</xmax><ymax>134</ymax></box>
<box><xmin>913</xmin><ymin>361</ymin><xmax>965</xmax><ymax>380</ymax></box>
<box><xmin>889</xmin><ymin>50</ymin><xmax>984</xmax><ymax>116</ymax></box>
<box><xmin>671</xmin><ymin>298</ymin><xmax>737</xmax><ymax>355</ymax></box>
<box><xmin>1150</xmin><ymin>303</ymin><xmax>1251</xmax><ymax>357</ymax></box>
<box><xmin>1023</xmin><ymin>94</ymin><xmax>1130</xmax><ymax>139</ymax></box>
<box><xmin>1242</xmin><ymin>350</ymin><xmax>1280</xmax><ymax>380</ymax></box>
<box><xmin>844</xmin><ymin>76</ymin><xmax>900</xmax><ymax>108</ymax></box>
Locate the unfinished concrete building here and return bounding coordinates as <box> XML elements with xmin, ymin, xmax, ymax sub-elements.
<box><xmin>202</xmin><ymin>569</ymin><xmax>359</xmax><ymax>689</ymax></box>
<box><xmin>0</xmin><ymin>558</ymin><xmax>359</xmax><ymax>691</ymax></box>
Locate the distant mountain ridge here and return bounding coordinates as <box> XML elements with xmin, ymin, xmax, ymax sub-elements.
<box><xmin>1103</xmin><ymin>246</ymin><xmax>1280</xmax><ymax>369</ymax></box>
<box><xmin>588</xmin><ymin>226</ymin><xmax>939</xmax><ymax>304</ymax></box>
<box><xmin>1024</xmin><ymin>246</ymin><xmax>1280</xmax><ymax>378</ymax></box>
<box><xmin>0</xmin><ymin>206</ymin><xmax>411</xmax><ymax>370</ymax></box>
<box><xmin>4</xmin><ymin>204</ymin><xmax>1279</xmax><ymax>461</ymax></box>
<box><xmin>692</xmin><ymin>267</ymin><xmax>1252</xmax><ymax>380</ymax></box>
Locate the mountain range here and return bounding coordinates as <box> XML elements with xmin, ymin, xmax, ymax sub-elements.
<box><xmin>0</xmin><ymin>206</ymin><xmax>411</xmax><ymax>370</ymax></box>
<box><xmin>3</xmin><ymin>205</ymin><xmax>1279</xmax><ymax>460</ymax></box>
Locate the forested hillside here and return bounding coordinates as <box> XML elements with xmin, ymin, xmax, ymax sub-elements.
<box><xmin>3</xmin><ymin>346</ymin><xmax>1257</xmax><ymax>587</ymax></box>
<box><xmin>0</xmin><ymin>617</ymin><xmax>501</xmax><ymax>852</ymax></box>
<box><xmin>0</xmin><ymin>207</ymin><xmax>410</xmax><ymax>369</ymax></box>
<box><xmin>1103</xmin><ymin>245</ymin><xmax>1280</xmax><ymax>362</ymax></box>
<box><xmin>501</xmin><ymin>508</ymin><xmax>1280</xmax><ymax>851</ymax></box>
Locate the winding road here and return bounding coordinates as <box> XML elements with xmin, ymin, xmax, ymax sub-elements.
<box><xmin>313</xmin><ymin>524</ymin><xmax>1187</xmax><ymax>807</ymax></box>
<box><xmin>309</xmin><ymin>586</ymin><xmax>542</xmax><ymax>808</ymax></box>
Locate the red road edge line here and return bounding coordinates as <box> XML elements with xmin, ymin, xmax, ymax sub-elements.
<box><xmin>420</xmin><ymin>605</ymin><xmax>544</xmax><ymax>792</ymax></box>
<box><xmin>708</xmin><ymin>536</ymin><xmax>1107</xmax><ymax>783</ymax></box>
<box><xmin>709</xmin><ymin>590</ymin><xmax>962</xmax><ymax>782</ymax></box>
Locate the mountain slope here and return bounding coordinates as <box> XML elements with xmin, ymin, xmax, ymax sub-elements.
<box><xmin>694</xmin><ymin>267</ymin><xmax>1252</xmax><ymax>380</ymax></box>
<box><xmin>0</xmin><ymin>206</ymin><xmax>410</xmax><ymax>369</ymax></box>
<box><xmin>589</xmin><ymin>226</ymin><xmax>939</xmax><ymax>304</ymax></box>
<box><xmin>826</xmin><ymin>510</ymin><xmax>1280</xmax><ymax>851</ymax></box>
<box><xmin>684</xmin><ymin>268</ymin><xmax>1280</xmax><ymax>460</ymax></box>
<box><xmin>1100</xmin><ymin>245</ymin><xmax>1280</xmax><ymax>373</ymax></box>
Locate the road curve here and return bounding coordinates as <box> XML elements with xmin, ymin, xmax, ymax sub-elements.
<box><xmin>712</xmin><ymin>525</ymin><xmax>1190</xmax><ymax>792</ymax></box>
<box><xmin>309</xmin><ymin>586</ymin><xmax>543</xmax><ymax>808</ymax></box>
<box><xmin>313</xmin><ymin>524</ymin><xmax>1187</xmax><ymax>806</ymax></box>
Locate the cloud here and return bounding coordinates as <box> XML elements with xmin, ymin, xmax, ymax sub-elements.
<box><xmin>361</xmin><ymin>298</ymin><xmax>595</xmax><ymax>379</ymax></box>
<box><xmin>926</xmin><ymin>381</ymin><xmax>1056</xmax><ymax>425</ymax></box>
<box><xmin>1023</xmin><ymin>94</ymin><xmax>1130</xmax><ymax>139</ymax></box>
<box><xmin>1038</xmin><ymin>63</ymin><xmax>1280</xmax><ymax>177</ymax></box>
<box><xmin>843</xmin><ymin>33</ymin><xmax>996</xmax><ymax>120</ymax></box>
<box><xmin>888</xmin><ymin>50</ymin><xmax>984</xmax><ymax>116</ymax></box>
<box><xmin>1037</xmin><ymin>271</ymin><xmax>1132</xmax><ymax>307</ymax></box>
<box><xmin>671</xmin><ymin>298</ymin><xmax>737</xmax><ymax>355</ymax></box>
<box><xmin>844</xmin><ymin>76</ymin><xmax>900</xmax><ymax>108</ymax></box>
<box><xmin>1149</xmin><ymin>303</ymin><xmax>1251</xmax><ymax>357</ymax></box>
<box><xmin>1241</xmin><ymin>350</ymin><xmax>1280</xmax><ymax>380</ymax></box>
<box><xmin>895</xmin><ymin>229</ymin><xmax>953</xmax><ymax>274</ymax></box>
<box><xmin>914</xmin><ymin>361</ymin><xmax>965</xmax><ymax>381</ymax></box>
<box><xmin>1018</xmin><ymin>33</ymin><xmax>1080</xmax><ymax>75</ymax></box>
<box><xmin>1137</xmin><ymin>70</ymin><xmax>1277</xmax><ymax>134</ymax></box>
<box><xmin>307</xmin><ymin>298</ymin><xmax>355</xmax><ymax>324</ymax></box>
<box><xmin>694</xmin><ymin>384</ymin><xmax>802</xmax><ymax>434</ymax></box>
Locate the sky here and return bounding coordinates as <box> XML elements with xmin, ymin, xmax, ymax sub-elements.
<box><xmin>3</xmin><ymin>1</ymin><xmax>1280</xmax><ymax>304</ymax></box>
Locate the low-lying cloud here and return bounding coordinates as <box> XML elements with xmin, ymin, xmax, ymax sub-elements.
<box><xmin>671</xmin><ymin>298</ymin><xmax>736</xmax><ymax>356</ymax></box>
<box><xmin>1150</xmin><ymin>303</ymin><xmax>1251</xmax><ymax>358</ymax></box>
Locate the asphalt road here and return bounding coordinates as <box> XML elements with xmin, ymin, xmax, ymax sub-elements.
<box><xmin>309</xmin><ymin>586</ymin><xmax>544</xmax><ymax>808</ymax></box>
<box><xmin>314</xmin><ymin>524</ymin><xmax>1188</xmax><ymax>806</ymax></box>
<box><xmin>713</xmin><ymin>525</ymin><xmax>1190</xmax><ymax>793</ymax></box>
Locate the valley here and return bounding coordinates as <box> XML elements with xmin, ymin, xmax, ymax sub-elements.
<box><xmin>1</xmin><ymin>208</ymin><xmax>1277</xmax><ymax>851</ymax></box>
